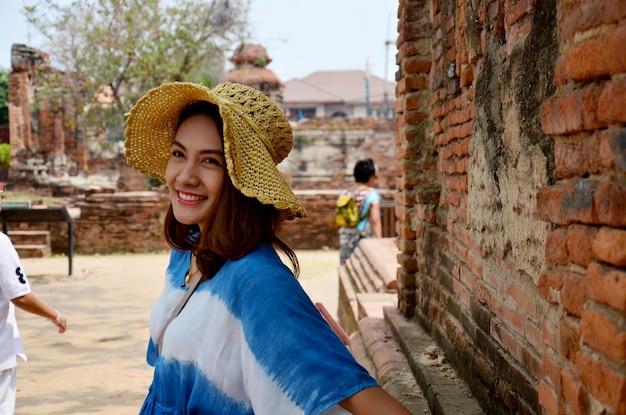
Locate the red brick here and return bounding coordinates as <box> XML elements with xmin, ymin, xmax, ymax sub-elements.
<box><xmin>403</xmin><ymin>74</ymin><xmax>428</xmax><ymax>91</ymax></box>
<box><xmin>576</xmin><ymin>351</ymin><xmax>626</xmax><ymax>413</ymax></box>
<box><xmin>597</xmin><ymin>128</ymin><xmax>626</xmax><ymax>173</ymax></box>
<box><xmin>592</xmin><ymin>227</ymin><xmax>626</xmax><ymax>267</ymax></box>
<box><xmin>564</xmin><ymin>25</ymin><xmax>626</xmax><ymax>82</ymax></box>
<box><xmin>598</xmin><ymin>79</ymin><xmax>626</xmax><ymax>124</ymax></box>
<box><xmin>594</xmin><ymin>181</ymin><xmax>626</xmax><ymax>228</ymax></box>
<box><xmin>546</xmin><ymin>227</ymin><xmax>568</xmax><ymax>265</ymax></box>
<box><xmin>404</xmin><ymin>92</ymin><xmax>421</xmax><ymax>111</ymax></box>
<box><xmin>561</xmin><ymin>368</ymin><xmax>589</xmax><ymax>415</ymax></box>
<box><xmin>578</xmin><ymin>133</ymin><xmax>602</xmax><ymax>175</ymax></box>
<box><xmin>541</xmin><ymin>352</ymin><xmax>563</xmax><ymax>393</ymax></box>
<box><xmin>559</xmin><ymin>0</ymin><xmax>626</xmax><ymax>39</ymax></box>
<box><xmin>562</xmin><ymin>179</ymin><xmax>600</xmax><ymax>225</ymax></box>
<box><xmin>554</xmin><ymin>55</ymin><xmax>568</xmax><ymax>87</ymax></box>
<box><xmin>566</xmin><ymin>224</ymin><xmax>598</xmax><ymax>267</ymax></box>
<box><xmin>559</xmin><ymin>314</ymin><xmax>581</xmax><ymax>359</ymax></box>
<box><xmin>402</xmin><ymin>57</ymin><xmax>432</xmax><ymax>74</ymax></box>
<box><xmin>525</xmin><ymin>320</ymin><xmax>542</xmax><ymax>350</ymax></box>
<box><xmin>506</xmin><ymin>0</ymin><xmax>534</xmax><ymax>27</ymax></box>
<box><xmin>538</xmin><ymin>380</ymin><xmax>559</xmax><ymax>415</ymax></box>
<box><xmin>562</xmin><ymin>271</ymin><xmax>588</xmax><ymax>317</ymax></box>
<box><xmin>586</xmin><ymin>261</ymin><xmax>626</xmax><ymax>312</ymax></box>
<box><xmin>554</xmin><ymin>142</ymin><xmax>582</xmax><ymax>179</ymax></box>
<box><xmin>541</xmin><ymin>93</ymin><xmax>581</xmax><ymax>136</ymax></box>
<box><xmin>507</xmin><ymin>279</ymin><xmax>537</xmax><ymax>319</ymax></box>
<box><xmin>397</xmin><ymin>222</ymin><xmax>417</xmax><ymax>240</ymax></box>
<box><xmin>581</xmin><ymin>308</ymin><xmax>626</xmax><ymax>361</ymax></box>
<box><xmin>538</xmin><ymin>270</ymin><xmax>563</xmax><ymax>304</ymax></box>
<box><xmin>460</xmin><ymin>64</ymin><xmax>473</xmax><ymax>87</ymax></box>
<box><xmin>536</xmin><ymin>186</ymin><xmax>566</xmax><ymax>225</ymax></box>
<box><xmin>580</xmin><ymin>83</ymin><xmax>603</xmax><ymax>131</ymax></box>
<box><xmin>496</xmin><ymin>301</ymin><xmax>525</xmax><ymax>334</ymax></box>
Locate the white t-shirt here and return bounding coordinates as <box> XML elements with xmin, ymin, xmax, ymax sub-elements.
<box><xmin>0</xmin><ymin>233</ymin><xmax>30</xmax><ymax>370</ymax></box>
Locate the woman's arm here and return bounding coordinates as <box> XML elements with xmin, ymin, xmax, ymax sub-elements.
<box><xmin>368</xmin><ymin>201</ymin><xmax>383</xmax><ymax>238</ymax></box>
<box><xmin>12</xmin><ymin>293</ymin><xmax>67</xmax><ymax>333</ymax></box>
<box><xmin>339</xmin><ymin>386</ymin><xmax>412</xmax><ymax>414</ymax></box>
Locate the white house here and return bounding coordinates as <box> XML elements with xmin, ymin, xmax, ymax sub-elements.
<box><xmin>282</xmin><ymin>70</ymin><xmax>396</xmax><ymax>120</ymax></box>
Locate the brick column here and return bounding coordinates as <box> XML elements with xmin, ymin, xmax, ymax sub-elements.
<box><xmin>396</xmin><ymin>0</ymin><xmax>436</xmax><ymax>318</ymax></box>
<box><xmin>536</xmin><ymin>2</ymin><xmax>626</xmax><ymax>414</ymax></box>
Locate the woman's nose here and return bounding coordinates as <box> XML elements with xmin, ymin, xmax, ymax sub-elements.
<box><xmin>177</xmin><ymin>162</ymin><xmax>200</xmax><ymax>186</ymax></box>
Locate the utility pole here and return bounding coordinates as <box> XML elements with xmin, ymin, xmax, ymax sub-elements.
<box><xmin>384</xmin><ymin>39</ymin><xmax>391</xmax><ymax>118</ymax></box>
<box><xmin>383</xmin><ymin>14</ymin><xmax>392</xmax><ymax>119</ymax></box>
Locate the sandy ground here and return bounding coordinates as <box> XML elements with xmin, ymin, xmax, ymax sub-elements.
<box><xmin>14</xmin><ymin>249</ymin><xmax>340</xmax><ymax>415</ymax></box>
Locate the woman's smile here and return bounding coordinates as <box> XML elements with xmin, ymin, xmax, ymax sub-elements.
<box><xmin>176</xmin><ymin>190</ymin><xmax>207</xmax><ymax>205</ymax></box>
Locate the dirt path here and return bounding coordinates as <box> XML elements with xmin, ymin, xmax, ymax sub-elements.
<box><xmin>15</xmin><ymin>250</ymin><xmax>339</xmax><ymax>415</ymax></box>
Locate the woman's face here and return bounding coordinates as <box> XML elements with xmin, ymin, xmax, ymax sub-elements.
<box><xmin>165</xmin><ymin>113</ymin><xmax>225</xmax><ymax>230</ymax></box>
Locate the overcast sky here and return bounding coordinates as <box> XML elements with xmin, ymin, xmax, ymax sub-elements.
<box><xmin>0</xmin><ymin>0</ymin><xmax>398</xmax><ymax>82</ymax></box>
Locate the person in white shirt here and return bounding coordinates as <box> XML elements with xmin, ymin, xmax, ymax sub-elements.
<box><xmin>0</xmin><ymin>184</ymin><xmax>67</xmax><ymax>414</ymax></box>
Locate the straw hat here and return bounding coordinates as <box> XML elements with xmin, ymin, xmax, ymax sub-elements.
<box><xmin>124</xmin><ymin>82</ymin><xmax>306</xmax><ymax>219</ymax></box>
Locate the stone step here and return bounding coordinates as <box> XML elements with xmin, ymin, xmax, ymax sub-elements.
<box><xmin>340</xmin><ymin>236</ymin><xmax>484</xmax><ymax>414</ymax></box>
<box><xmin>350</xmin><ymin>316</ymin><xmax>431</xmax><ymax>414</ymax></box>
<box><xmin>14</xmin><ymin>244</ymin><xmax>51</xmax><ymax>258</ymax></box>
<box><xmin>350</xmin><ymin>307</ymin><xmax>484</xmax><ymax>414</ymax></box>
<box><xmin>6</xmin><ymin>231</ymin><xmax>52</xmax><ymax>258</ymax></box>
<box><xmin>8</xmin><ymin>230</ymin><xmax>51</xmax><ymax>246</ymax></box>
<box><xmin>383</xmin><ymin>306</ymin><xmax>485</xmax><ymax>415</ymax></box>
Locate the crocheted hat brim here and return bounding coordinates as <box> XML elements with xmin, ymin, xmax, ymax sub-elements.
<box><xmin>124</xmin><ymin>82</ymin><xmax>306</xmax><ymax>219</ymax></box>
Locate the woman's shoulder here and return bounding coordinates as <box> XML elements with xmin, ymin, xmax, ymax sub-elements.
<box><xmin>216</xmin><ymin>246</ymin><xmax>296</xmax><ymax>289</ymax></box>
<box><xmin>209</xmin><ymin>245</ymin><xmax>300</xmax><ymax>312</ymax></box>
<box><xmin>226</xmin><ymin>246</ymin><xmax>290</xmax><ymax>276</ymax></box>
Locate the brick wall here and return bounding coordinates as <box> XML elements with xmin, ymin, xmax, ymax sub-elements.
<box><xmin>73</xmin><ymin>192</ymin><xmax>170</xmax><ymax>254</ymax></box>
<box><xmin>14</xmin><ymin>190</ymin><xmax>393</xmax><ymax>255</ymax></box>
<box><xmin>536</xmin><ymin>1</ymin><xmax>626</xmax><ymax>413</ymax></box>
<box><xmin>395</xmin><ymin>0</ymin><xmax>625</xmax><ymax>414</ymax></box>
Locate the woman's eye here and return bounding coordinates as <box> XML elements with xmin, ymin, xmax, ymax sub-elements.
<box><xmin>204</xmin><ymin>157</ymin><xmax>222</xmax><ymax>166</ymax></box>
<box><xmin>171</xmin><ymin>149</ymin><xmax>185</xmax><ymax>158</ymax></box>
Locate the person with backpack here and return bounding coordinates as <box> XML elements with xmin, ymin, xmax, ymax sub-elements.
<box><xmin>337</xmin><ymin>158</ymin><xmax>382</xmax><ymax>264</ymax></box>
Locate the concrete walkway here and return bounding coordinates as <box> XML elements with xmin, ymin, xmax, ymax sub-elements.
<box><xmin>15</xmin><ymin>250</ymin><xmax>340</xmax><ymax>415</ymax></box>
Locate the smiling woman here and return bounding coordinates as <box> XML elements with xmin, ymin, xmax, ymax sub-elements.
<box><xmin>123</xmin><ymin>81</ymin><xmax>411</xmax><ymax>415</ymax></box>
<box><xmin>165</xmin><ymin>102</ymin><xmax>225</xmax><ymax>231</ymax></box>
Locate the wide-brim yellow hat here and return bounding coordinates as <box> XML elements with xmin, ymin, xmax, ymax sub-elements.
<box><xmin>124</xmin><ymin>82</ymin><xmax>306</xmax><ymax>220</ymax></box>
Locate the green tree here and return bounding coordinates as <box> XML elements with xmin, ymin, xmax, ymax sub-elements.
<box><xmin>23</xmin><ymin>0</ymin><xmax>249</xmax><ymax>143</ymax></box>
<box><xmin>0</xmin><ymin>68</ymin><xmax>8</xmax><ymax>126</ymax></box>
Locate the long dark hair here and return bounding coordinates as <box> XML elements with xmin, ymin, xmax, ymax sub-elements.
<box><xmin>163</xmin><ymin>101</ymin><xmax>299</xmax><ymax>279</ymax></box>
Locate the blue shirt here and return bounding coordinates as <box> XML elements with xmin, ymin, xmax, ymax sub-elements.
<box><xmin>140</xmin><ymin>245</ymin><xmax>378</xmax><ymax>415</ymax></box>
<box><xmin>356</xmin><ymin>189</ymin><xmax>381</xmax><ymax>232</ymax></box>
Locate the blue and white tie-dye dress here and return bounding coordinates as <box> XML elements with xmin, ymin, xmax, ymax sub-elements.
<box><xmin>139</xmin><ymin>244</ymin><xmax>378</xmax><ymax>415</ymax></box>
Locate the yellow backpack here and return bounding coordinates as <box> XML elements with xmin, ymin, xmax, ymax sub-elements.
<box><xmin>334</xmin><ymin>193</ymin><xmax>360</xmax><ymax>227</ymax></box>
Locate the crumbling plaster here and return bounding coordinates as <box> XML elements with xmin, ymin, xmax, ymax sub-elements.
<box><xmin>468</xmin><ymin>0</ymin><xmax>557</xmax><ymax>282</ymax></box>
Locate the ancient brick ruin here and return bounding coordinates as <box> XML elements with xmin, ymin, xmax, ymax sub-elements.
<box><xmin>395</xmin><ymin>0</ymin><xmax>625</xmax><ymax>414</ymax></box>
<box><xmin>3</xmin><ymin>1</ymin><xmax>625</xmax><ymax>414</ymax></box>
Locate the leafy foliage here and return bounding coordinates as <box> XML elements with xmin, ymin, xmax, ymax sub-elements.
<box><xmin>0</xmin><ymin>68</ymin><xmax>8</xmax><ymax>126</ymax></box>
<box><xmin>0</xmin><ymin>143</ymin><xmax>10</xmax><ymax>167</ymax></box>
<box><xmin>23</xmin><ymin>0</ymin><xmax>249</xmax><ymax>145</ymax></box>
